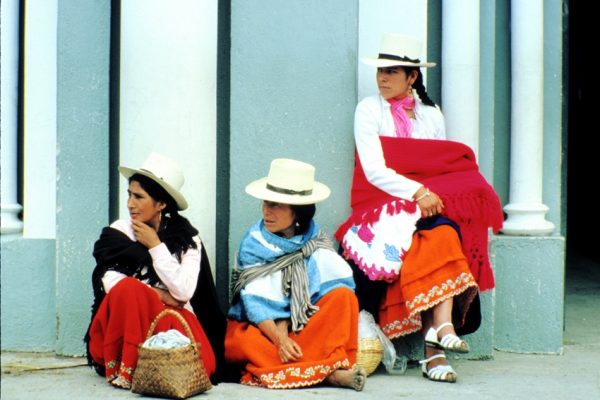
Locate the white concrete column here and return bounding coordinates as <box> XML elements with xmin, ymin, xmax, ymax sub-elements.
<box><xmin>120</xmin><ymin>0</ymin><xmax>218</xmax><ymax>264</ymax></box>
<box><xmin>23</xmin><ymin>0</ymin><xmax>58</xmax><ymax>239</ymax></box>
<box><xmin>1</xmin><ymin>0</ymin><xmax>24</xmax><ymax>235</ymax></box>
<box><xmin>441</xmin><ymin>0</ymin><xmax>480</xmax><ymax>156</ymax></box>
<box><xmin>502</xmin><ymin>0</ymin><xmax>554</xmax><ymax>235</ymax></box>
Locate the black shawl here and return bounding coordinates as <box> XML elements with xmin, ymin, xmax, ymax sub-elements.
<box><xmin>83</xmin><ymin>218</ymin><xmax>226</xmax><ymax>382</ymax></box>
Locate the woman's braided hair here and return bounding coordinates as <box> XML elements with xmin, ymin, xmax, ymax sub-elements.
<box><xmin>403</xmin><ymin>66</ymin><xmax>437</xmax><ymax>107</ymax></box>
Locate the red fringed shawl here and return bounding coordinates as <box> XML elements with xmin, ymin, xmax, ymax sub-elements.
<box><xmin>335</xmin><ymin>137</ymin><xmax>504</xmax><ymax>291</ymax></box>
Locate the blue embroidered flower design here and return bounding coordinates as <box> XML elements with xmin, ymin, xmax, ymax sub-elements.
<box><xmin>384</xmin><ymin>243</ymin><xmax>400</xmax><ymax>261</ymax></box>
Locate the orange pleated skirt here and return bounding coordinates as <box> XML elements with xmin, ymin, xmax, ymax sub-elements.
<box><xmin>224</xmin><ymin>287</ymin><xmax>358</xmax><ymax>389</ymax></box>
<box><xmin>88</xmin><ymin>277</ymin><xmax>216</xmax><ymax>385</ymax></box>
<box><xmin>379</xmin><ymin>225</ymin><xmax>478</xmax><ymax>339</ymax></box>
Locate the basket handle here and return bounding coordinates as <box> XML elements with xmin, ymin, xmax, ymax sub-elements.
<box><xmin>145</xmin><ymin>309</ymin><xmax>196</xmax><ymax>343</ymax></box>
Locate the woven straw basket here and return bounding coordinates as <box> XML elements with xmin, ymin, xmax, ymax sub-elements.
<box><xmin>356</xmin><ymin>337</ymin><xmax>384</xmax><ymax>376</ymax></box>
<box><xmin>132</xmin><ymin>309</ymin><xmax>212</xmax><ymax>399</ymax></box>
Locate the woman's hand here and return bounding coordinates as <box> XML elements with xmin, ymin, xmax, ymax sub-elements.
<box><xmin>258</xmin><ymin>319</ymin><xmax>303</xmax><ymax>363</ymax></box>
<box><xmin>414</xmin><ymin>186</ymin><xmax>445</xmax><ymax>217</ymax></box>
<box><xmin>152</xmin><ymin>287</ymin><xmax>186</xmax><ymax>308</ymax></box>
<box><xmin>132</xmin><ymin>219</ymin><xmax>161</xmax><ymax>248</ymax></box>
<box><xmin>275</xmin><ymin>335</ymin><xmax>303</xmax><ymax>363</ymax></box>
<box><xmin>273</xmin><ymin>319</ymin><xmax>302</xmax><ymax>362</ymax></box>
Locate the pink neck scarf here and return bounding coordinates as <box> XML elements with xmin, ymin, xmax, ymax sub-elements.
<box><xmin>388</xmin><ymin>96</ymin><xmax>416</xmax><ymax>138</ymax></box>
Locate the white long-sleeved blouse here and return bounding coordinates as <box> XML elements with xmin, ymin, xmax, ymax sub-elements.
<box><xmin>354</xmin><ymin>94</ymin><xmax>446</xmax><ymax>200</ymax></box>
<box><xmin>101</xmin><ymin>219</ymin><xmax>201</xmax><ymax>311</ymax></box>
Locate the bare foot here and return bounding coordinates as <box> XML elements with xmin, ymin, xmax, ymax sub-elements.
<box><xmin>110</xmin><ymin>375</ymin><xmax>131</xmax><ymax>390</ymax></box>
<box><xmin>326</xmin><ymin>367</ymin><xmax>366</xmax><ymax>391</ymax></box>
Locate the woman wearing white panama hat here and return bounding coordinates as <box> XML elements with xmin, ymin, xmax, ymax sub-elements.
<box><xmin>225</xmin><ymin>158</ymin><xmax>366</xmax><ymax>391</ymax></box>
<box><xmin>84</xmin><ymin>152</ymin><xmax>226</xmax><ymax>390</ymax></box>
<box><xmin>335</xmin><ymin>33</ymin><xmax>503</xmax><ymax>383</ymax></box>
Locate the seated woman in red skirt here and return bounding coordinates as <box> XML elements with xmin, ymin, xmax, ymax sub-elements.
<box><xmin>225</xmin><ymin>159</ymin><xmax>366</xmax><ymax>391</ymax></box>
<box><xmin>84</xmin><ymin>153</ymin><xmax>225</xmax><ymax>389</ymax></box>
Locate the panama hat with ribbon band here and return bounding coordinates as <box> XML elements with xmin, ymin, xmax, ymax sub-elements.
<box><xmin>362</xmin><ymin>33</ymin><xmax>436</xmax><ymax>68</ymax></box>
<box><xmin>245</xmin><ymin>158</ymin><xmax>331</xmax><ymax>205</ymax></box>
<box><xmin>118</xmin><ymin>152</ymin><xmax>188</xmax><ymax>210</ymax></box>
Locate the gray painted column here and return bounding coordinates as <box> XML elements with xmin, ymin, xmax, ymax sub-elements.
<box><xmin>0</xmin><ymin>0</ymin><xmax>24</xmax><ymax>235</ymax></box>
<box><xmin>229</xmin><ymin>0</ymin><xmax>358</xmax><ymax>260</ymax></box>
<box><xmin>502</xmin><ymin>0</ymin><xmax>554</xmax><ymax>235</ymax></box>
<box><xmin>441</xmin><ymin>0</ymin><xmax>480</xmax><ymax>156</ymax></box>
<box><xmin>56</xmin><ymin>0</ymin><xmax>110</xmax><ymax>354</ymax></box>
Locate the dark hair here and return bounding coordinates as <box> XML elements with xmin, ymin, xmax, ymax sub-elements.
<box><xmin>129</xmin><ymin>173</ymin><xmax>178</xmax><ymax>214</ymax></box>
<box><xmin>129</xmin><ymin>173</ymin><xmax>198</xmax><ymax>258</ymax></box>
<box><xmin>290</xmin><ymin>204</ymin><xmax>316</xmax><ymax>235</ymax></box>
<box><xmin>400</xmin><ymin>66</ymin><xmax>437</xmax><ymax>107</ymax></box>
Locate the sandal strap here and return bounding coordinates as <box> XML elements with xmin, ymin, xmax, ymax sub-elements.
<box><xmin>435</xmin><ymin>321</ymin><xmax>454</xmax><ymax>333</ymax></box>
<box><xmin>439</xmin><ymin>333</ymin><xmax>465</xmax><ymax>348</ymax></box>
<box><xmin>419</xmin><ymin>353</ymin><xmax>447</xmax><ymax>365</ymax></box>
<box><xmin>427</xmin><ymin>364</ymin><xmax>456</xmax><ymax>381</ymax></box>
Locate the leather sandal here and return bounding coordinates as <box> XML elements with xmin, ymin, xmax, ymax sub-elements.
<box><xmin>424</xmin><ymin>322</ymin><xmax>469</xmax><ymax>353</ymax></box>
<box><xmin>419</xmin><ymin>354</ymin><xmax>457</xmax><ymax>383</ymax></box>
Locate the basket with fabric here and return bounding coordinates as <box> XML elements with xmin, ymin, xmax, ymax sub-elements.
<box><xmin>356</xmin><ymin>337</ymin><xmax>383</xmax><ymax>375</ymax></box>
<box><xmin>131</xmin><ymin>309</ymin><xmax>212</xmax><ymax>399</ymax></box>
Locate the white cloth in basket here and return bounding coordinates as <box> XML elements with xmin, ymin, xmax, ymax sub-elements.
<box><xmin>142</xmin><ymin>329</ymin><xmax>190</xmax><ymax>349</ymax></box>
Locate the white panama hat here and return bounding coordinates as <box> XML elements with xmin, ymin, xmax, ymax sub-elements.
<box><xmin>245</xmin><ymin>158</ymin><xmax>331</xmax><ymax>205</ymax></box>
<box><xmin>362</xmin><ymin>33</ymin><xmax>436</xmax><ymax>68</ymax></box>
<box><xmin>118</xmin><ymin>152</ymin><xmax>188</xmax><ymax>210</ymax></box>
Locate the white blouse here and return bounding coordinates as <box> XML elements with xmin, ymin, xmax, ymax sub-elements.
<box><xmin>354</xmin><ymin>94</ymin><xmax>446</xmax><ymax>200</ymax></box>
<box><xmin>101</xmin><ymin>219</ymin><xmax>202</xmax><ymax>310</ymax></box>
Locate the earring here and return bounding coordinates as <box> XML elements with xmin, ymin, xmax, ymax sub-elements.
<box><xmin>408</xmin><ymin>85</ymin><xmax>413</xmax><ymax>95</ymax></box>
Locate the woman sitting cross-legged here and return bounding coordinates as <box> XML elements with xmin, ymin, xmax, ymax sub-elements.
<box><xmin>225</xmin><ymin>158</ymin><xmax>366</xmax><ymax>391</ymax></box>
<box><xmin>84</xmin><ymin>153</ymin><xmax>225</xmax><ymax>389</ymax></box>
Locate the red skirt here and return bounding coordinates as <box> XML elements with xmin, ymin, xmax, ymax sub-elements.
<box><xmin>379</xmin><ymin>225</ymin><xmax>478</xmax><ymax>338</ymax></box>
<box><xmin>88</xmin><ymin>277</ymin><xmax>216</xmax><ymax>385</ymax></box>
<box><xmin>224</xmin><ymin>288</ymin><xmax>358</xmax><ymax>389</ymax></box>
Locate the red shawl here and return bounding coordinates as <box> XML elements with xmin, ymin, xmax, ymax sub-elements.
<box><xmin>335</xmin><ymin>137</ymin><xmax>504</xmax><ymax>291</ymax></box>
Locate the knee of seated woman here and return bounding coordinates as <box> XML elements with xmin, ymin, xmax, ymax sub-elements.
<box><xmin>110</xmin><ymin>276</ymin><xmax>146</xmax><ymax>295</ymax></box>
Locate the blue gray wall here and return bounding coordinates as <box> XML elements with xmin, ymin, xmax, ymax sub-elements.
<box><xmin>228</xmin><ymin>0</ymin><xmax>359</xmax><ymax>267</ymax></box>
<box><xmin>1</xmin><ymin>0</ymin><xmax>567</xmax><ymax>356</ymax></box>
<box><xmin>1</xmin><ymin>239</ymin><xmax>56</xmax><ymax>350</ymax></box>
<box><xmin>55</xmin><ymin>0</ymin><xmax>111</xmax><ymax>354</ymax></box>
<box><xmin>1</xmin><ymin>0</ymin><xmax>111</xmax><ymax>355</ymax></box>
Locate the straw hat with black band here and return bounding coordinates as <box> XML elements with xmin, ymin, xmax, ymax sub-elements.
<box><xmin>245</xmin><ymin>158</ymin><xmax>330</xmax><ymax>205</ymax></box>
<box><xmin>362</xmin><ymin>33</ymin><xmax>436</xmax><ymax>68</ymax></box>
<box><xmin>118</xmin><ymin>152</ymin><xmax>189</xmax><ymax>211</ymax></box>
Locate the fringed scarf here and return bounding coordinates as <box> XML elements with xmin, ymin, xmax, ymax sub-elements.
<box><xmin>228</xmin><ymin>220</ymin><xmax>355</xmax><ymax>332</ymax></box>
<box><xmin>335</xmin><ymin>137</ymin><xmax>504</xmax><ymax>291</ymax></box>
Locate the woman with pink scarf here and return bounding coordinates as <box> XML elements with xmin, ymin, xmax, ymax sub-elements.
<box><xmin>335</xmin><ymin>33</ymin><xmax>503</xmax><ymax>383</ymax></box>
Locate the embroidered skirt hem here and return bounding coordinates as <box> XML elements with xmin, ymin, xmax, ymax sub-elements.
<box><xmin>378</xmin><ymin>225</ymin><xmax>479</xmax><ymax>338</ymax></box>
<box><xmin>224</xmin><ymin>288</ymin><xmax>358</xmax><ymax>389</ymax></box>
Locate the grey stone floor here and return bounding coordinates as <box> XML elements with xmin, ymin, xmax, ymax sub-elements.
<box><xmin>2</xmin><ymin>253</ymin><xmax>599</xmax><ymax>400</ymax></box>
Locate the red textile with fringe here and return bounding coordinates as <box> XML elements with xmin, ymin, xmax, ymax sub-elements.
<box><xmin>335</xmin><ymin>137</ymin><xmax>503</xmax><ymax>291</ymax></box>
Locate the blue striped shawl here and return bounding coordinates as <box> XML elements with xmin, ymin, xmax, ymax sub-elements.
<box><xmin>227</xmin><ymin>220</ymin><xmax>355</xmax><ymax>325</ymax></box>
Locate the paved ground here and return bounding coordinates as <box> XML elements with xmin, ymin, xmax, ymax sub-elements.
<box><xmin>2</xmin><ymin>256</ymin><xmax>599</xmax><ymax>400</ymax></box>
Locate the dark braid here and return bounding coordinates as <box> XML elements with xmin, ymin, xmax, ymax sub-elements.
<box><xmin>404</xmin><ymin>66</ymin><xmax>436</xmax><ymax>107</ymax></box>
<box><xmin>290</xmin><ymin>204</ymin><xmax>316</xmax><ymax>235</ymax></box>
